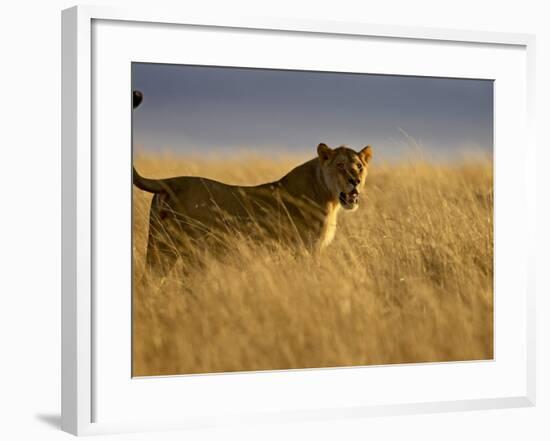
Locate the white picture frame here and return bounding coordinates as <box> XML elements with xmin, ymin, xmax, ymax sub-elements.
<box><xmin>61</xmin><ymin>5</ymin><xmax>536</xmax><ymax>436</ymax></box>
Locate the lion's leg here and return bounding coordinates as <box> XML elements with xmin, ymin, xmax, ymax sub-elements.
<box><xmin>142</xmin><ymin>195</ymin><xmax>182</xmax><ymax>279</ymax></box>
<box><xmin>145</xmin><ymin>233</ymin><xmax>179</xmax><ymax>278</ymax></box>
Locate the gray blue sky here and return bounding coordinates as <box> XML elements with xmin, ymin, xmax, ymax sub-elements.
<box><xmin>132</xmin><ymin>63</ymin><xmax>493</xmax><ymax>160</ymax></box>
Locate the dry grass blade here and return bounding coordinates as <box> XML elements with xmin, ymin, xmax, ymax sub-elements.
<box><xmin>132</xmin><ymin>154</ymin><xmax>493</xmax><ymax>376</ymax></box>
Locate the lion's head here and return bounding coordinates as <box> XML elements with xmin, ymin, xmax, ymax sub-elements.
<box><xmin>317</xmin><ymin>143</ymin><xmax>372</xmax><ymax>211</ymax></box>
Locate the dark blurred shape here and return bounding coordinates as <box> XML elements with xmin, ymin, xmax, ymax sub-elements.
<box><xmin>133</xmin><ymin>90</ymin><xmax>143</xmax><ymax>109</ymax></box>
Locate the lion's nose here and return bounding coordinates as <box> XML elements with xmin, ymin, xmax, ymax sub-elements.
<box><xmin>348</xmin><ymin>177</ymin><xmax>360</xmax><ymax>186</ymax></box>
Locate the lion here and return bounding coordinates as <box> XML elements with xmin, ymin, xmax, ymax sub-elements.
<box><xmin>132</xmin><ymin>91</ymin><xmax>372</xmax><ymax>275</ymax></box>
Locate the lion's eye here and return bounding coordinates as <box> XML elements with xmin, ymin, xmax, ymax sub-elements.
<box><xmin>357</xmin><ymin>163</ymin><xmax>363</xmax><ymax>170</ymax></box>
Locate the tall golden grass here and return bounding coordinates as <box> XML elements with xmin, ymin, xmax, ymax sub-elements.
<box><xmin>132</xmin><ymin>152</ymin><xmax>493</xmax><ymax>376</ymax></box>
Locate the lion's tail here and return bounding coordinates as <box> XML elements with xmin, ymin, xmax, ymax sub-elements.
<box><xmin>133</xmin><ymin>167</ymin><xmax>169</xmax><ymax>194</ymax></box>
<box><xmin>132</xmin><ymin>90</ymin><xmax>167</xmax><ymax>194</ymax></box>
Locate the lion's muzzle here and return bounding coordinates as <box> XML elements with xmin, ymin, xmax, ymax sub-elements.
<box><xmin>339</xmin><ymin>188</ymin><xmax>359</xmax><ymax>209</ymax></box>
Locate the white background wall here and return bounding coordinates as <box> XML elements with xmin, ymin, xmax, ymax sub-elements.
<box><xmin>0</xmin><ymin>0</ymin><xmax>547</xmax><ymax>440</ymax></box>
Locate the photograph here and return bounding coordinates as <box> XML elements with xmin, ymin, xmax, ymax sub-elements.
<box><xmin>131</xmin><ymin>63</ymin><xmax>494</xmax><ymax>377</ymax></box>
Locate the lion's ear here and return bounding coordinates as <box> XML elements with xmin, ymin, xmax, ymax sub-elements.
<box><xmin>359</xmin><ymin>145</ymin><xmax>373</xmax><ymax>163</ymax></box>
<box><xmin>317</xmin><ymin>143</ymin><xmax>333</xmax><ymax>164</ymax></box>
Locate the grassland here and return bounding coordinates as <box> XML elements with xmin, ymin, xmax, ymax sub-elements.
<box><xmin>132</xmin><ymin>152</ymin><xmax>493</xmax><ymax>376</ymax></box>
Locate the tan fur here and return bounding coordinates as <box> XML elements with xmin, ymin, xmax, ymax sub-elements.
<box><xmin>319</xmin><ymin>201</ymin><xmax>340</xmax><ymax>251</ymax></box>
<box><xmin>133</xmin><ymin>144</ymin><xmax>372</xmax><ymax>274</ymax></box>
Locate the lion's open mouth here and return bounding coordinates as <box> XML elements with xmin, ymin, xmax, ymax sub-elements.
<box><xmin>339</xmin><ymin>189</ymin><xmax>359</xmax><ymax>209</ymax></box>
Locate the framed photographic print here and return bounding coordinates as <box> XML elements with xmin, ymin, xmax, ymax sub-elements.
<box><xmin>61</xmin><ymin>5</ymin><xmax>536</xmax><ymax>436</ymax></box>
